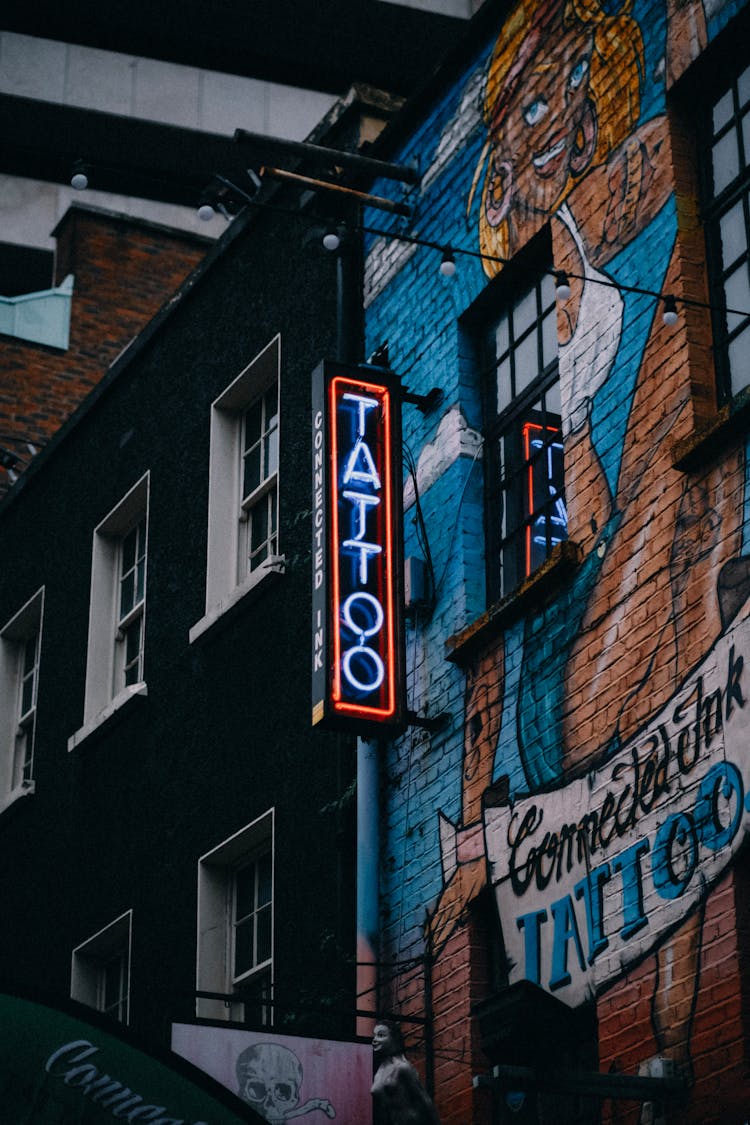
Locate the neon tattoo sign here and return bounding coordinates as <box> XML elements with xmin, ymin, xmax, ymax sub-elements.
<box><xmin>311</xmin><ymin>361</ymin><xmax>405</xmax><ymax>731</ymax></box>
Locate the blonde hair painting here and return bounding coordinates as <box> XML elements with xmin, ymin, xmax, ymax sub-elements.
<box><xmin>473</xmin><ymin>0</ymin><xmax>645</xmax><ymax>274</ymax></box>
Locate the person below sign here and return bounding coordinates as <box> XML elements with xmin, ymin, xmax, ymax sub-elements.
<box><xmin>371</xmin><ymin>1022</ymin><xmax>441</xmax><ymax>1125</ymax></box>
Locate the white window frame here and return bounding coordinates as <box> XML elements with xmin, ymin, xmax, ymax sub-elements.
<box><xmin>69</xmin><ymin>474</ymin><xmax>149</xmax><ymax>751</ymax></box>
<box><xmin>190</xmin><ymin>336</ymin><xmax>284</xmax><ymax>643</ymax></box>
<box><xmin>196</xmin><ymin>810</ymin><xmax>275</xmax><ymax>1025</ymax></box>
<box><xmin>71</xmin><ymin>910</ymin><xmax>133</xmax><ymax>1025</ymax></box>
<box><xmin>0</xmin><ymin>587</ymin><xmax>44</xmax><ymax>812</ymax></box>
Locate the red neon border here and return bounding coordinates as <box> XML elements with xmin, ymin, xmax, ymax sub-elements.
<box><xmin>329</xmin><ymin>375</ymin><xmax>396</xmax><ymax>719</ymax></box>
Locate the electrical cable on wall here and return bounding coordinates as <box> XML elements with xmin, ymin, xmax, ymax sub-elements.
<box><xmin>403</xmin><ymin>441</ymin><xmax>437</xmax><ymax>612</ymax></box>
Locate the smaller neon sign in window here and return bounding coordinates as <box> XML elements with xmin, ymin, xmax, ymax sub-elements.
<box><xmin>522</xmin><ymin>421</ymin><xmax>567</xmax><ymax>577</ymax></box>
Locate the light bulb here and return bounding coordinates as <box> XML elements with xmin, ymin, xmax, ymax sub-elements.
<box><xmin>662</xmin><ymin>296</ymin><xmax>678</xmax><ymax>326</ymax></box>
<box><xmin>323</xmin><ymin>230</ymin><xmax>341</xmax><ymax>251</ymax></box>
<box><xmin>439</xmin><ymin>249</ymin><xmax>456</xmax><ymax>278</ymax></box>
<box><xmin>555</xmin><ymin>271</ymin><xmax>571</xmax><ymax>300</ymax></box>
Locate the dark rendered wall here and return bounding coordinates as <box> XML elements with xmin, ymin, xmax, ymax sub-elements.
<box><xmin>0</xmin><ymin>195</ymin><xmax>358</xmax><ymax>1047</ymax></box>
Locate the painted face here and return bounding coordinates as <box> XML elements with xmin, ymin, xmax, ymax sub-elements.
<box><xmin>372</xmin><ymin>1024</ymin><xmax>396</xmax><ymax>1056</ymax></box>
<box><xmin>487</xmin><ymin>22</ymin><xmax>594</xmax><ymax>222</ymax></box>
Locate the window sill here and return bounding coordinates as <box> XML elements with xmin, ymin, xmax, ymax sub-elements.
<box><xmin>671</xmin><ymin>386</ymin><xmax>750</xmax><ymax>472</ymax></box>
<box><xmin>445</xmin><ymin>540</ymin><xmax>582</xmax><ymax>666</ymax></box>
<box><xmin>189</xmin><ymin>555</ymin><xmax>286</xmax><ymax>644</ymax></box>
<box><xmin>67</xmin><ymin>681</ymin><xmax>148</xmax><ymax>753</ymax></box>
<box><xmin>0</xmin><ymin>779</ymin><xmax>35</xmax><ymax>816</ymax></box>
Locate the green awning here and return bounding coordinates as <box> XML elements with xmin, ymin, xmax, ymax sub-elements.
<box><xmin>0</xmin><ymin>990</ymin><xmax>266</xmax><ymax>1124</ymax></box>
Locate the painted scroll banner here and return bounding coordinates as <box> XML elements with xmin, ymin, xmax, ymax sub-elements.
<box><xmin>484</xmin><ymin>597</ymin><xmax>750</xmax><ymax>1008</ymax></box>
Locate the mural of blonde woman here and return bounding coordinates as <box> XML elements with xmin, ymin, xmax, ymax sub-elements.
<box><xmin>428</xmin><ymin>0</ymin><xmax>748</xmax><ymax>1088</ymax></box>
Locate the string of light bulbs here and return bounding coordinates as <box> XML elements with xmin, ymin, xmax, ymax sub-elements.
<box><xmin>62</xmin><ymin>158</ymin><xmax>750</xmax><ymax>327</ymax></box>
<box><xmin>203</xmin><ymin>181</ymin><xmax>750</xmax><ymax>328</ymax></box>
<box><xmin>349</xmin><ymin>217</ymin><xmax>750</xmax><ymax>328</ymax></box>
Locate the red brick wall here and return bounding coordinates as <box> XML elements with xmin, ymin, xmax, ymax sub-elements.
<box><xmin>0</xmin><ymin>206</ymin><xmax>209</xmax><ymax>482</ymax></box>
<box><xmin>599</xmin><ymin>868</ymin><xmax>750</xmax><ymax>1125</ymax></box>
<box><xmin>381</xmin><ymin>918</ymin><xmax>493</xmax><ymax>1125</ymax></box>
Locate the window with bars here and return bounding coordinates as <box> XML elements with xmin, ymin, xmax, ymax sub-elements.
<box><xmin>232</xmin><ymin>851</ymin><xmax>273</xmax><ymax>1023</ymax></box>
<box><xmin>197</xmin><ymin>812</ymin><xmax>274</xmax><ymax>1027</ymax></box>
<box><xmin>194</xmin><ymin>336</ymin><xmax>284</xmax><ymax>641</ymax></box>
<box><xmin>0</xmin><ymin>588</ymin><xmax>43</xmax><ymax>804</ymax></box>
<box><xmin>14</xmin><ymin>631</ymin><xmax>39</xmax><ymax>787</ymax></box>
<box><xmin>239</xmin><ymin>387</ymin><xmax>279</xmax><ymax>579</ymax></box>
<box><xmin>704</xmin><ymin>60</ymin><xmax>750</xmax><ymax>402</ymax></box>
<box><xmin>116</xmin><ymin>516</ymin><xmax>147</xmax><ymax>690</ymax></box>
<box><xmin>72</xmin><ymin>475</ymin><xmax>149</xmax><ymax>744</ymax></box>
<box><xmin>99</xmin><ymin>951</ymin><xmax>129</xmax><ymax>1022</ymax></box>
<box><xmin>481</xmin><ymin>268</ymin><xmax>567</xmax><ymax>601</ymax></box>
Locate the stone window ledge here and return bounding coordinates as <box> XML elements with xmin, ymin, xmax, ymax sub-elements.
<box><xmin>671</xmin><ymin>387</ymin><xmax>750</xmax><ymax>472</ymax></box>
<box><xmin>446</xmin><ymin>540</ymin><xmax>582</xmax><ymax>666</ymax></box>
<box><xmin>68</xmin><ymin>682</ymin><xmax>147</xmax><ymax>753</ymax></box>
<box><xmin>189</xmin><ymin>556</ymin><xmax>285</xmax><ymax>645</ymax></box>
<box><xmin>0</xmin><ymin>779</ymin><xmax>35</xmax><ymax>817</ymax></box>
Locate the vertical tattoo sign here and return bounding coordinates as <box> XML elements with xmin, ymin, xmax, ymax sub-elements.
<box><xmin>312</xmin><ymin>360</ymin><xmax>405</xmax><ymax>732</ymax></box>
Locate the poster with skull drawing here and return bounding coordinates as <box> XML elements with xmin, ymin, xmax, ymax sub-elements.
<box><xmin>171</xmin><ymin>1023</ymin><xmax>372</xmax><ymax>1124</ymax></box>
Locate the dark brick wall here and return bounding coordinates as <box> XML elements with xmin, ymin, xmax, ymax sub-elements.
<box><xmin>0</xmin><ymin>197</ymin><xmax>358</xmax><ymax>1050</ymax></box>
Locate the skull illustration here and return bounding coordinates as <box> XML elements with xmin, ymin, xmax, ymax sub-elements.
<box><xmin>236</xmin><ymin>1043</ymin><xmax>302</xmax><ymax>1123</ymax></box>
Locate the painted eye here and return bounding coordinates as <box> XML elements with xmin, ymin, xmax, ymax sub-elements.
<box><xmin>522</xmin><ymin>97</ymin><xmax>549</xmax><ymax>125</ymax></box>
<box><xmin>568</xmin><ymin>56</ymin><xmax>589</xmax><ymax>90</ymax></box>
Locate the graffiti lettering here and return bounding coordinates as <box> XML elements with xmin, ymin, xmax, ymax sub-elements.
<box><xmin>507</xmin><ymin>648</ymin><xmax>745</xmax><ymax>898</ymax></box>
<box><xmin>510</xmin><ymin>758</ymin><xmax>746</xmax><ymax>991</ymax></box>
<box><xmin>486</xmin><ymin>627</ymin><xmax>750</xmax><ymax>1003</ymax></box>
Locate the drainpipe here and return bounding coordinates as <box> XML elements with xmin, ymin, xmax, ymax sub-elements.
<box><xmin>356</xmin><ymin>736</ymin><xmax>380</xmax><ymax>1037</ymax></box>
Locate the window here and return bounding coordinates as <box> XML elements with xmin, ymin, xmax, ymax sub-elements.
<box><xmin>0</xmin><ymin>588</ymin><xmax>43</xmax><ymax>807</ymax></box>
<box><xmin>70</xmin><ymin>474</ymin><xmax>149</xmax><ymax>748</ymax></box>
<box><xmin>116</xmin><ymin>516</ymin><xmax>147</xmax><ymax>688</ymax></box>
<box><xmin>191</xmin><ymin>337</ymin><xmax>283</xmax><ymax>641</ymax></box>
<box><xmin>71</xmin><ymin>911</ymin><xmax>132</xmax><ymax>1024</ymax></box>
<box><xmin>197</xmin><ymin>811</ymin><xmax>274</xmax><ymax>1026</ymax></box>
<box><xmin>239</xmin><ymin>386</ymin><xmax>279</xmax><ymax>577</ymax></box>
<box><xmin>481</xmin><ymin>269</ymin><xmax>566</xmax><ymax>601</ymax></box>
<box><xmin>704</xmin><ymin>60</ymin><xmax>750</xmax><ymax>401</ymax></box>
<box><xmin>233</xmin><ymin>852</ymin><xmax>273</xmax><ymax>1002</ymax></box>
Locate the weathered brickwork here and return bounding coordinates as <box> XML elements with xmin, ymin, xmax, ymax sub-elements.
<box><xmin>0</xmin><ymin>206</ymin><xmax>208</xmax><ymax>483</ymax></box>
<box><xmin>364</xmin><ymin>0</ymin><xmax>750</xmax><ymax>1119</ymax></box>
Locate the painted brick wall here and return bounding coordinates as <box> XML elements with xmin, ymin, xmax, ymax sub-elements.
<box><xmin>363</xmin><ymin>0</ymin><xmax>750</xmax><ymax>1119</ymax></box>
<box><xmin>0</xmin><ymin>205</ymin><xmax>209</xmax><ymax>484</ymax></box>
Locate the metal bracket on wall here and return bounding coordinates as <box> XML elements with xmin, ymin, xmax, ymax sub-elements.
<box><xmin>406</xmin><ymin>709</ymin><xmax>451</xmax><ymax>732</ymax></box>
<box><xmin>402</xmin><ymin>387</ymin><xmax>444</xmax><ymax>414</ymax></box>
<box><xmin>473</xmin><ymin>1065</ymin><xmax>689</xmax><ymax>1104</ymax></box>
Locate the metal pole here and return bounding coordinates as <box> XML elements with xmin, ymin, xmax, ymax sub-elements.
<box><xmin>356</xmin><ymin>737</ymin><xmax>380</xmax><ymax>1038</ymax></box>
<box><xmin>234</xmin><ymin>127</ymin><xmax>419</xmax><ymax>184</ymax></box>
<box><xmin>260</xmin><ymin>165</ymin><xmax>412</xmax><ymax>217</ymax></box>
